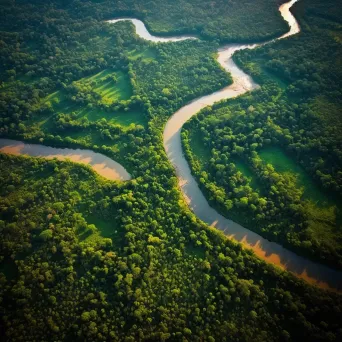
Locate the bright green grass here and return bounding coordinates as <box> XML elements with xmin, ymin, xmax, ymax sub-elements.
<box><xmin>42</xmin><ymin>69</ymin><xmax>132</xmax><ymax>108</ymax></box>
<box><xmin>259</xmin><ymin>146</ymin><xmax>335</xmax><ymax>206</ymax></box>
<box><xmin>34</xmin><ymin>90</ymin><xmax>73</xmax><ymax>130</ymax></box>
<box><xmin>77</xmin><ymin>214</ymin><xmax>125</xmax><ymax>248</ymax></box>
<box><xmin>39</xmin><ymin>90</ymin><xmax>74</xmax><ymax>120</ymax></box>
<box><xmin>188</xmin><ymin>129</ymin><xmax>211</xmax><ymax>165</ymax></box>
<box><xmin>80</xmin><ymin>69</ymin><xmax>132</xmax><ymax>103</ymax></box>
<box><xmin>33</xmin><ymin>80</ymin><xmax>146</xmax><ymax>129</ymax></box>
<box><xmin>46</xmin><ymin>90</ymin><xmax>67</xmax><ymax>106</ymax></box>
<box><xmin>78</xmin><ymin>107</ymin><xmax>147</xmax><ymax>127</ymax></box>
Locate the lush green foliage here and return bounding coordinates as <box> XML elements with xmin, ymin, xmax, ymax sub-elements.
<box><xmin>103</xmin><ymin>0</ymin><xmax>289</xmax><ymax>42</ymax></box>
<box><xmin>1</xmin><ymin>0</ymin><xmax>342</xmax><ymax>341</ymax></box>
<box><xmin>1</xmin><ymin>154</ymin><xmax>342</xmax><ymax>341</ymax></box>
<box><xmin>0</xmin><ymin>0</ymin><xmax>229</xmax><ymax>172</ymax></box>
<box><xmin>27</xmin><ymin>0</ymin><xmax>290</xmax><ymax>43</ymax></box>
<box><xmin>182</xmin><ymin>0</ymin><xmax>342</xmax><ymax>269</ymax></box>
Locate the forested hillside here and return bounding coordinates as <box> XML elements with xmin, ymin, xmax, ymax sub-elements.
<box><xmin>1</xmin><ymin>0</ymin><xmax>342</xmax><ymax>341</ymax></box>
<box><xmin>183</xmin><ymin>0</ymin><xmax>342</xmax><ymax>269</ymax></box>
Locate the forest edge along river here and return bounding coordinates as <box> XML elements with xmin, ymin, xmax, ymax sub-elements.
<box><xmin>163</xmin><ymin>0</ymin><xmax>342</xmax><ymax>291</ymax></box>
<box><xmin>1</xmin><ymin>0</ymin><xmax>341</xmax><ymax>291</ymax></box>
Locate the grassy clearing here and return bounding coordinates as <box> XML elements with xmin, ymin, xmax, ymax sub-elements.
<box><xmin>127</xmin><ymin>47</ymin><xmax>157</xmax><ymax>61</ymax></box>
<box><xmin>80</xmin><ymin>69</ymin><xmax>132</xmax><ymax>103</ymax></box>
<box><xmin>30</xmin><ymin>68</ymin><xmax>147</xmax><ymax>129</ymax></box>
<box><xmin>305</xmin><ymin>202</ymin><xmax>342</xmax><ymax>251</ymax></box>
<box><xmin>38</xmin><ymin>94</ymin><xmax>147</xmax><ymax>129</ymax></box>
<box><xmin>85</xmin><ymin>215</ymin><xmax>119</xmax><ymax>238</ymax></box>
<box><xmin>76</xmin><ymin>214</ymin><xmax>125</xmax><ymax>249</ymax></box>
<box><xmin>259</xmin><ymin>146</ymin><xmax>334</xmax><ymax>206</ymax></box>
<box><xmin>188</xmin><ymin>129</ymin><xmax>211</xmax><ymax>165</ymax></box>
<box><xmin>80</xmin><ymin>107</ymin><xmax>147</xmax><ymax>126</ymax></box>
<box><xmin>231</xmin><ymin>157</ymin><xmax>263</xmax><ymax>193</ymax></box>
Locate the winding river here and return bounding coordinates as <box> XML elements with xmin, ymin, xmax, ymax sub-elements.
<box><xmin>1</xmin><ymin>0</ymin><xmax>341</xmax><ymax>290</ymax></box>
<box><xmin>0</xmin><ymin>139</ymin><xmax>131</xmax><ymax>181</ymax></box>
<box><xmin>109</xmin><ymin>0</ymin><xmax>342</xmax><ymax>291</ymax></box>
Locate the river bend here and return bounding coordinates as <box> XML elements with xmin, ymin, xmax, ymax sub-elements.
<box><xmin>109</xmin><ymin>0</ymin><xmax>342</xmax><ymax>291</ymax></box>
<box><xmin>0</xmin><ymin>139</ymin><xmax>131</xmax><ymax>181</ymax></box>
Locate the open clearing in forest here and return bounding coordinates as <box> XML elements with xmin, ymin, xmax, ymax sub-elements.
<box><xmin>31</xmin><ymin>69</ymin><xmax>147</xmax><ymax>130</ymax></box>
<box><xmin>259</xmin><ymin>147</ymin><xmax>342</xmax><ymax>253</ymax></box>
<box><xmin>128</xmin><ymin>47</ymin><xmax>157</xmax><ymax>61</ymax></box>
<box><xmin>77</xmin><ymin>214</ymin><xmax>125</xmax><ymax>249</ymax></box>
<box><xmin>79</xmin><ymin>69</ymin><xmax>132</xmax><ymax>103</ymax></box>
<box><xmin>188</xmin><ymin>133</ymin><xmax>342</xmax><ymax>247</ymax></box>
<box><xmin>188</xmin><ymin>129</ymin><xmax>211</xmax><ymax>165</ymax></box>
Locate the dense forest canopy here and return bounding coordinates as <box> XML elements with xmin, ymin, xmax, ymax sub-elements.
<box><xmin>182</xmin><ymin>0</ymin><xmax>342</xmax><ymax>269</ymax></box>
<box><xmin>0</xmin><ymin>0</ymin><xmax>342</xmax><ymax>341</ymax></box>
<box><xmin>0</xmin><ymin>0</ymin><xmax>289</xmax><ymax>42</ymax></box>
<box><xmin>101</xmin><ymin>0</ymin><xmax>289</xmax><ymax>42</ymax></box>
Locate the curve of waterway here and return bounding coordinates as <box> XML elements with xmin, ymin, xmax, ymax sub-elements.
<box><xmin>108</xmin><ymin>0</ymin><xmax>342</xmax><ymax>291</ymax></box>
<box><xmin>106</xmin><ymin>18</ymin><xmax>197</xmax><ymax>43</ymax></box>
<box><xmin>0</xmin><ymin>139</ymin><xmax>131</xmax><ymax>181</ymax></box>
